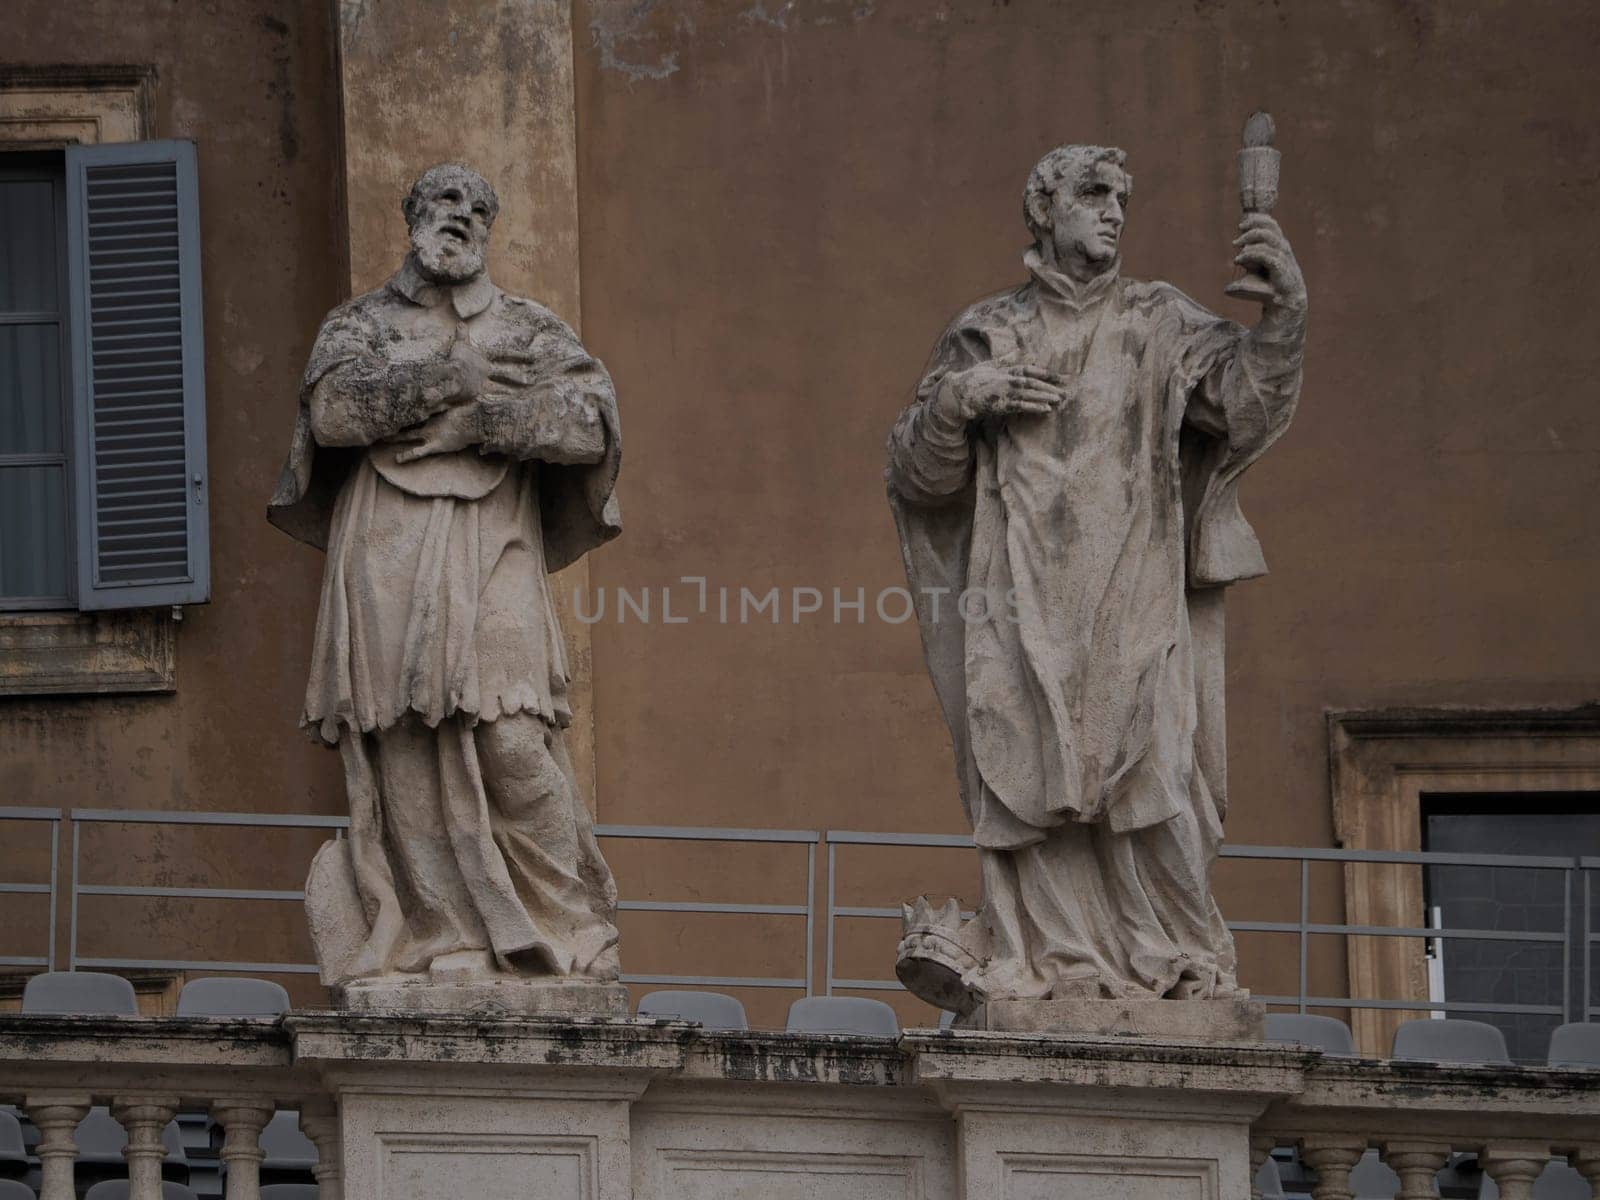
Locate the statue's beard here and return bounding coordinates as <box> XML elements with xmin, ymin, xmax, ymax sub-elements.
<box><xmin>411</xmin><ymin>226</ymin><xmax>485</xmax><ymax>283</ymax></box>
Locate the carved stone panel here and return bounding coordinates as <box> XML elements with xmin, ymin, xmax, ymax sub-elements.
<box><xmin>378</xmin><ymin>1132</ymin><xmax>596</xmax><ymax>1199</ymax></box>
<box><xmin>1001</xmin><ymin>1153</ymin><xmax>1216</xmax><ymax>1200</ymax></box>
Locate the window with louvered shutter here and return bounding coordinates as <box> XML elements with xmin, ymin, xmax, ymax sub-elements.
<box><xmin>65</xmin><ymin>139</ymin><xmax>209</xmax><ymax>611</ymax></box>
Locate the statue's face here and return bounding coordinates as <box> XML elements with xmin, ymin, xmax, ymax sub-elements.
<box><xmin>1049</xmin><ymin>160</ymin><xmax>1129</xmax><ymax>271</ymax></box>
<box><xmin>409</xmin><ymin>174</ymin><xmax>494</xmax><ymax>283</ymax></box>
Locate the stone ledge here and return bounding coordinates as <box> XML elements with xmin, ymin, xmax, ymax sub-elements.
<box><xmin>0</xmin><ymin>610</ymin><xmax>176</xmax><ymax>696</ymax></box>
<box><xmin>903</xmin><ymin>1027</ymin><xmax>1309</xmax><ymax>1097</ymax></box>
<box><xmin>967</xmin><ymin>996</ymin><xmax>1265</xmax><ymax>1041</ymax></box>
<box><xmin>1279</xmin><ymin>1055</ymin><xmax>1600</xmax><ymax>1120</ymax></box>
<box><xmin>0</xmin><ymin>1013</ymin><xmax>288</xmax><ymax>1068</ymax></box>
<box><xmin>285</xmin><ymin>1010</ymin><xmax>692</xmax><ymax>1072</ymax></box>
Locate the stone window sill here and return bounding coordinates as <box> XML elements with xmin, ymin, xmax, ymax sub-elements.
<box><xmin>0</xmin><ymin>609</ymin><xmax>176</xmax><ymax>696</ymax></box>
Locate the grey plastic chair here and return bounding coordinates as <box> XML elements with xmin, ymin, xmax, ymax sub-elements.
<box><xmin>20</xmin><ymin>971</ymin><xmax>138</xmax><ymax>1016</ymax></box>
<box><xmin>1480</xmin><ymin>1161</ymin><xmax>1592</xmax><ymax>1200</ymax></box>
<box><xmin>0</xmin><ymin>1181</ymin><xmax>35</xmax><ymax>1199</ymax></box>
<box><xmin>1264</xmin><ymin>1013</ymin><xmax>1357</xmax><ymax>1056</ymax></box>
<box><xmin>1547</xmin><ymin>1022</ymin><xmax>1600</xmax><ymax>1068</ymax></box>
<box><xmin>1255</xmin><ymin>1155</ymin><xmax>1286</xmax><ymax>1199</ymax></box>
<box><xmin>785</xmin><ymin>996</ymin><xmax>900</xmax><ymax>1038</ymax></box>
<box><xmin>636</xmin><ymin>990</ymin><xmax>748</xmax><ymax>1031</ymax></box>
<box><xmin>1351</xmin><ymin>1149</ymin><xmax>1401</xmax><ymax>1199</ymax></box>
<box><xmin>260</xmin><ymin>1186</ymin><xmax>320</xmax><ymax>1200</ymax></box>
<box><xmin>0</xmin><ymin>1110</ymin><xmax>26</xmax><ymax>1179</ymax></box>
<box><xmin>1390</xmin><ymin>1018</ymin><xmax>1511</xmax><ymax>1064</ymax></box>
<box><xmin>83</xmin><ymin>1184</ymin><xmax>198</xmax><ymax>1200</ymax></box>
<box><xmin>74</xmin><ymin>1109</ymin><xmax>188</xmax><ymax>1182</ymax></box>
<box><xmin>260</xmin><ymin>1112</ymin><xmax>318</xmax><ymax>1174</ymax></box>
<box><xmin>176</xmin><ymin>977</ymin><xmax>291</xmax><ymax>1018</ymax></box>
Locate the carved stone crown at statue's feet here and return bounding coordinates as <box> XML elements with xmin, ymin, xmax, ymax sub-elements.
<box><xmin>896</xmin><ymin>896</ymin><xmax>986</xmax><ymax>1015</ymax></box>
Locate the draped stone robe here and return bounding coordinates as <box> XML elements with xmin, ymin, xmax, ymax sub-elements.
<box><xmin>887</xmin><ymin>251</ymin><xmax>1302</xmax><ymax>1002</ymax></box>
<box><xmin>269</xmin><ymin>257</ymin><xmax>624</xmax><ymax>986</ymax></box>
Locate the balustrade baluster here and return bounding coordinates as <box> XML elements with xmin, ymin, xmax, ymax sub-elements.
<box><xmin>299</xmin><ymin>1100</ymin><xmax>343</xmax><ymax>1200</ymax></box>
<box><xmin>1480</xmin><ymin>1145</ymin><xmax>1551</xmax><ymax>1200</ymax></box>
<box><xmin>1300</xmin><ymin>1136</ymin><xmax>1369</xmax><ymax>1200</ymax></box>
<box><xmin>24</xmin><ymin>1095</ymin><xmax>89</xmax><ymax>1200</ymax></box>
<box><xmin>1567</xmin><ymin>1146</ymin><xmax>1600</xmax><ymax>1200</ymax></box>
<box><xmin>112</xmin><ymin>1099</ymin><xmax>178</xmax><ymax>1200</ymax></box>
<box><xmin>214</xmin><ymin>1100</ymin><xmax>274</xmax><ymax>1200</ymax></box>
<box><xmin>1381</xmin><ymin>1140</ymin><xmax>1451</xmax><ymax>1200</ymax></box>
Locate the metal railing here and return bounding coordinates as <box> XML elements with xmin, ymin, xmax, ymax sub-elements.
<box><xmin>822</xmin><ymin>830</ymin><xmax>1599</xmax><ymax>1022</ymax></box>
<box><xmin>2</xmin><ymin>808</ymin><xmax>1595</xmax><ymax>1020</ymax></box>
<box><xmin>595</xmin><ymin>823</ymin><xmax>817</xmax><ymax>993</ymax></box>
<box><xmin>0</xmin><ymin>809</ymin><xmax>818</xmax><ymax>994</ymax></box>
<box><xmin>0</xmin><ymin>807</ymin><xmax>59</xmax><ymax>971</ymax></box>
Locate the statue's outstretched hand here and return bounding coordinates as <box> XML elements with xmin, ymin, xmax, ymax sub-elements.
<box><xmin>935</xmin><ymin>363</ymin><xmax>1070</xmax><ymax>424</ymax></box>
<box><xmin>1233</xmin><ymin>214</ymin><xmax>1307</xmax><ymax>316</ymax></box>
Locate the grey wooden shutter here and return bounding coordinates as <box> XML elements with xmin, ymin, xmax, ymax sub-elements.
<box><xmin>65</xmin><ymin>140</ymin><xmax>209</xmax><ymax>610</ymax></box>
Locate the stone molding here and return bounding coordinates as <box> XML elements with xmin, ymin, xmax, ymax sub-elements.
<box><xmin>0</xmin><ymin>64</ymin><xmax>152</xmax><ymax>148</ymax></box>
<box><xmin>1327</xmin><ymin>706</ymin><xmax>1600</xmax><ymax>1055</ymax></box>
<box><xmin>0</xmin><ymin>610</ymin><xmax>176</xmax><ymax>696</ymax></box>
<box><xmin>3</xmin><ymin>1013</ymin><xmax>1597</xmax><ymax>1200</ymax></box>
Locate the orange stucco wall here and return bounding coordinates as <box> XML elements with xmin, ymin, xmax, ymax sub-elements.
<box><xmin>2</xmin><ymin>0</ymin><xmax>1597</xmax><ymax>1026</ymax></box>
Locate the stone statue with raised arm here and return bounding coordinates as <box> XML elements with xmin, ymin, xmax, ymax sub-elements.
<box><xmin>269</xmin><ymin>164</ymin><xmax>626</xmax><ymax>1014</ymax></box>
<box><xmin>887</xmin><ymin>135</ymin><xmax>1306</xmax><ymax>1035</ymax></box>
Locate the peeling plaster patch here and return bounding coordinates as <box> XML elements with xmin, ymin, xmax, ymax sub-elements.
<box><xmin>741</xmin><ymin>0</ymin><xmax>799</xmax><ymax>29</ymax></box>
<box><xmin>742</xmin><ymin>0</ymin><xmax>876</xmax><ymax>30</ymax></box>
<box><xmin>229</xmin><ymin>343</ymin><xmax>266</xmax><ymax>377</ymax></box>
<box><xmin>589</xmin><ymin>0</ymin><xmax>681</xmax><ymax>81</ymax></box>
<box><xmin>340</xmin><ymin>0</ymin><xmax>371</xmax><ymax>44</ymax></box>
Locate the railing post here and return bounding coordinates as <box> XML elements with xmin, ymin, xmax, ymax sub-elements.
<box><xmin>24</xmin><ymin>1094</ymin><xmax>89</xmax><ymax>1200</ymax></box>
<box><xmin>825</xmin><ymin>840</ymin><xmax>836</xmax><ymax>996</ymax></box>
<box><xmin>1300</xmin><ymin>1136</ymin><xmax>1367</xmax><ymax>1200</ymax></box>
<box><xmin>214</xmin><ymin>1099</ymin><xmax>274</xmax><ymax>1200</ymax></box>
<box><xmin>1480</xmin><ymin>1144</ymin><xmax>1550</xmax><ymax>1200</ymax></box>
<box><xmin>1382</xmin><ymin>1140</ymin><xmax>1451</xmax><ymax>1200</ymax></box>
<box><xmin>300</xmin><ymin>1098</ymin><xmax>344</xmax><ymax>1200</ymax></box>
<box><xmin>112</xmin><ymin>1097</ymin><xmax>178</xmax><ymax>1200</ymax></box>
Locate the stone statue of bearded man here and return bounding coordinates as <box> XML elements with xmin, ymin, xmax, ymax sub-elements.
<box><xmin>888</xmin><ymin>144</ymin><xmax>1306</xmax><ymax>1028</ymax></box>
<box><xmin>270</xmin><ymin>164</ymin><xmax>625</xmax><ymax>1012</ymax></box>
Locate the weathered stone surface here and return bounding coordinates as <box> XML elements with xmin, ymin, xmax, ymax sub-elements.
<box><xmin>6</xmin><ymin>1012</ymin><xmax>1600</xmax><ymax>1200</ymax></box>
<box><xmin>887</xmin><ymin>132</ymin><xmax>1307</xmax><ymax>1019</ymax></box>
<box><xmin>269</xmin><ymin>164</ymin><xmax>626</xmax><ymax>1005</ymax></box>
<box><xmin>964</xmin><ymin>997</ymin><xmax>1265</xmax><ymax>1041</ymax></box>
<box><xmin>335</xmin><ymin>977</ymin><xmax>629</xmax><ymax>1018</ymax></box>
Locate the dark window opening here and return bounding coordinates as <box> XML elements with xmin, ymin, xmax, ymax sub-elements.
<box><xmin>1422</xmin><ymin>792</ymin><xmax>1600</xmax><ymax>1062</ymax></box>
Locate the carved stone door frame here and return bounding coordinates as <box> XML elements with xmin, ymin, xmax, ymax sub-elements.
<box><xmin>1327</xmin><ymin>707</ymin><xmax>1600</xmax><ymax>1056</ymax></box>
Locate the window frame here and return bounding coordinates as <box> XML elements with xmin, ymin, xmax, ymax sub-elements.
<box><xmin>0</xmin><ymin>149</ymin><xmax>76</xmax><ymax>610</ymax></box>
<box><xmin>1328</xmin><ymin>707</ymin><xmax>1600</xmax><ymax>1056</ymax></box>
<box><xmin>0</xmin><ymin>66</ymin><xmax>182</xmax><ymax>697</ymax></box>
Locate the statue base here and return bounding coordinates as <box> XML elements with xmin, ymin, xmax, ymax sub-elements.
<box><xmin>963</xmin><ymin>996</ymin><xmax>1265</xmax><ymax>1041</ymax></box>
<box><xmin>335</xmin><ymin>977</ymin><xmax>630</xmax><ymax>1017</ymax></box>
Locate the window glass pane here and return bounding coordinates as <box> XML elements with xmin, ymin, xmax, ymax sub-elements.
<box><xmin>1424</xmin><ymin>797</ymin><xmax>1600</xmax><ymax>1063</ymax></box>
<box><xmin>0</xmin><ymin>180</ymin><xmax>59</xmax><ymax>312</ymax></box>
<box><xmin>0</xmin><ymin>464</ymin><xmax>71</xmax><ymax>601</ymax></box>
<box><xmin>0</xmin><ymin>324</ymin><xmax>64</xmax><ymax>454</ymax></box>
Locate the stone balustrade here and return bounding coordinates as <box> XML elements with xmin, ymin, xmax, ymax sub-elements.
<box><xmin>1253</xmin><ymin>1055</ymin><xmax>1600</xmax><ymax>1200</ymax></box>
<box><xmin>2</xmin><ymin>1011</ymin><xmax>1596</xmax><ymax>1200</ymax></box>
<box><xmin>0</xmin><ymin>1014</ymin><xmax>338</xmax><ymax>1200</ymax></box>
